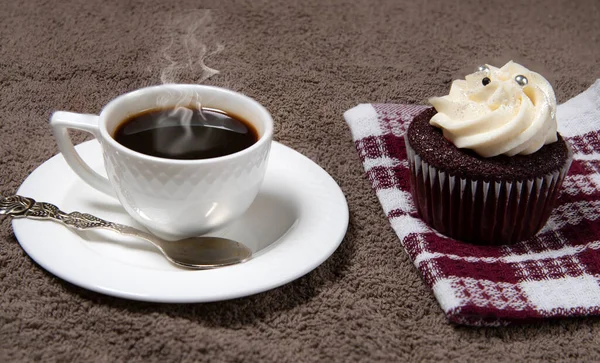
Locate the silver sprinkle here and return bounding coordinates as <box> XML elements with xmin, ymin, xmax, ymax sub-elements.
<box><xmin>515</xmin><ymin>75</ymin><xmax>528</xmax><ymax>86</ymax></box>
<box><xmin>476</xmin><ymin>65</ymin><xmax>490</xmax><ymax>73</ymax></box>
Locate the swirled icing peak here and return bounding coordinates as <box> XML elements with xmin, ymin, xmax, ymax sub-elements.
<box><xmin>429</xmin><ymin>61</ymin><xmax>558</xmax><ymax>158</ymax></box>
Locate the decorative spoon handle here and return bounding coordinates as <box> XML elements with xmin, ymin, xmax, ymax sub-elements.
<box><xmin>0</xmin><ymin>195</ymin><xmax>155</xmax><ymax>242</ymax></box>
<box><xmin>1</xmin><ymin>194</ymin><xmax>253</xmax><ymax>269</ymax></box>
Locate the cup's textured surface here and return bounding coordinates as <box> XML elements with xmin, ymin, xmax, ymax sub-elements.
<box><xmin>1</xmin><ymin>0</ymin><xmax>599</xmax><ymax>362</ymax></box>
<box><xmin>101</xmin><ymin>132</ymin><xmax>271</xmax><ymax>239</ymax></box>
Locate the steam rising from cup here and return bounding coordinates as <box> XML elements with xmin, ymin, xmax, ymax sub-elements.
<box><xmin>141</xmin><ymin>10</ymin><xmax>243</xmax><ymax>157</ymax></box>
<box><xmin>155</xmin><ymin>92</ymin><xmax>246</xmax><ymax>157</ymax></box>
<box><xmin>160</xmin><ymin>10</ymin><xmax>223</xmax><ymax>85</ymax></box>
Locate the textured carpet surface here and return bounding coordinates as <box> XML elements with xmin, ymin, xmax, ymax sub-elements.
<box><xmin>1</xmin><ymin>0</ymin><xmax>599</xmax><ymax>361</ymax></box>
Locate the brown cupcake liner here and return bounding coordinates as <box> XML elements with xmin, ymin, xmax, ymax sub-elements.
<box><xmin>404</xmin><ymin>134</ymin><xmax>573</xmax><ymax>245</ymax></box>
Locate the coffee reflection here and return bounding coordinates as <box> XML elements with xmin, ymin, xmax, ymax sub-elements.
<box><xmin>113</xmin><ymin>107</ymin><xmax>259</xmax><ymax>160</ymax></box>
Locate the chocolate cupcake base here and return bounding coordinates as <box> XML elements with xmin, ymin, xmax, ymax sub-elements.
<box><xmin>405</xmin><ymin>136</ymin><xmax>572</xmax><ymax>245</ymax></box>
<box><xmin>405</xmin><ymin>108</ymin><xmax>573</xmax><ymax>245</ymax></box>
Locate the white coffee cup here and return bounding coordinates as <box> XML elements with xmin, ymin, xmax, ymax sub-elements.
<box><xmin>51</xmin><ymin>84</ymin><xmax>273</xmax><ymax>240</ymax></box>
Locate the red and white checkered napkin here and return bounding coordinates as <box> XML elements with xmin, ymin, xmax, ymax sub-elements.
<box><xmin>344</xmin><ymin>80</ymin><xmax>600</xmax><ymax>326</ymax></box>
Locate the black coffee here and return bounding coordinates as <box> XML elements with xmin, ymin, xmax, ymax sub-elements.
<box><xmin>114</xmin><ymin>107</ymin><xmax>259</xmax><ymax>160</ymax></box>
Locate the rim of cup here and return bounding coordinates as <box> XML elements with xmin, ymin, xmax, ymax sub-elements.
<box><xmin>98</xmin><ymin>84</ymin><xmax>274</xmax><ymax>165</ymax></box>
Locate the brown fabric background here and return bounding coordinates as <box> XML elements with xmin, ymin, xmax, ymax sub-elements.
<box><xmin>1</xmin><ymin>0</ymin><xmax>599</xmax><ymax>361</ymax></box>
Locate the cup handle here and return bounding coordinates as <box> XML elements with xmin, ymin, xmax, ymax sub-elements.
<box><xmin>50</xmin><ymin>111</ymin><xmax>115</xmax><ymax>196</ymax></box>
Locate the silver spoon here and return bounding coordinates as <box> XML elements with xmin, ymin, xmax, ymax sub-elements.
<box><xmin>0</xmin><ymin>195</ymin><xmax>252</xmax><ymax>269</ymax></box>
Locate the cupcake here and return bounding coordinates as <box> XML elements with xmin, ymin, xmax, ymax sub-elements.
<box><xmin>405</xmin><ymin>61</ymin><xmax>572</xmax><ymax>245</ymax></box>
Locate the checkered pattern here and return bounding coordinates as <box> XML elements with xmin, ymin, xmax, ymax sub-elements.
<box><xmin>344</xmin><ymin>80</ymin><xmax>600</xmax><ymax>326</ymax></box>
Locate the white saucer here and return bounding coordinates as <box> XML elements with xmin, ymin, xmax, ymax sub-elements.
<box><xmin>13</xmin><ymin>140</ymin><xmax>348</xmax><ymax>303</ymax></box>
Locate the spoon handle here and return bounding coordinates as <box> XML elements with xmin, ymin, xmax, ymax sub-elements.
<box><xmin>0</xmin><ymin>195</ymin><xmax>156</xmax><ymax>243</ymax></box>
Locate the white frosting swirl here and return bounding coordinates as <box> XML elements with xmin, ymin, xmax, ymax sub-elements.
<box><xmin>429</xmin><ymin>61</ymin><xmax>558</xmax><ymax>158</ymax></box>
